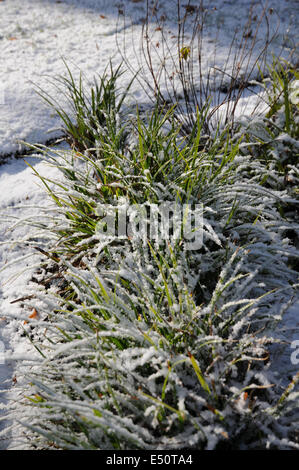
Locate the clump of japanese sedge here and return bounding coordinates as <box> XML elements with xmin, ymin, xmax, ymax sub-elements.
<box><xmin>1</xmin><ymin>1</ymin><xmax>298</xmax><ymax>450</ymax></box>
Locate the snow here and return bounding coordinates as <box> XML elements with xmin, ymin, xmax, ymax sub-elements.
<box><xmin>0</xmin><ymin>0</ymin><xmax>298</xmax><ymax>449</ymax></box>
<box><xmin>0</xmin><ymin>154</ymin><xmax>64</xmax><ymax>447</ymax></box>
<box><xmin>0</xmin><ymin>0</ymin><xmax>298</xmax><ymax>156</ymax></box>
<box><xmin>270</xmin><ymin>299</ymin><xmax>299</xmax><ymax>385</ymax></box>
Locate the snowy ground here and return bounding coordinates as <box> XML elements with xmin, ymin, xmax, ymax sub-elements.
<box><xmin>0</xmin><ymin>0</ymin><xmax>298</xmax><ymax>156</ymax></box>
<box><xmin>0</xmin><ymin>0</ymin><xmax>298</xmax><ymax>449</ymax></box>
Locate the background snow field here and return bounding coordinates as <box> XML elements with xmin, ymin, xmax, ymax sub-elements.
<box><xmin>0</xmin><ymin>0</ymin><xmax>298</xmax><ymax>156</ymax></box>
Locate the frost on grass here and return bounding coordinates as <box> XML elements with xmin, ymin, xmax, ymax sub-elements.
<box><xmin>2</xmin><ymin>56</ymin><xmax>299</xmax><ymax>449</ymax></box>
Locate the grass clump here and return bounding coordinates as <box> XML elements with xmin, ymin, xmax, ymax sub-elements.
<box><xmin>2</xmin><ymin>4</ymin><xmax>299</xmax><ymax>448</ymax></box>
<box><xmin>37</xmin><ymin>60</ymin><xmax>135</xmax><ymax>156</ymax></box>
<box><xmin>238</xmin><ymin>59</ymin><xmax>299</xmax><ymax>177</ymax></box>
<box><xmin>5</xmin><ymin>54</ymin><xmax>298</xmax><ymax>450</ymax></box>
<box><xmin>117</xmin><ymin>0</ymin><xmax>280</xmax><ymax>136</ymax></box>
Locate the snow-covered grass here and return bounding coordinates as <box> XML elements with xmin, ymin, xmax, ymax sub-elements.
<box><xmin>0</xmin><ymin>0</ymin><xmax>298</xmax><ymax>450</ymax></box>
<box><xmin>1</xmin><ymin>55</ymin><xmax>298</xmax><ymax>449</ymax></box>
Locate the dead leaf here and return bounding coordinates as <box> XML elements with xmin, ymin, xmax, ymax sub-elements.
<box><xmin>100</xmin><ymin>14</ymin><xmax>106</xmax><ymax>19</ymax></box>
<box><xmin>29</xmin><ymin>308</ymin><xmax>38</xmax><ymax>319</ymax></box>
<box><xmin>206</xmin><ymin>403</ymin><xmax>216</xmax><ymax>413</ymax></box>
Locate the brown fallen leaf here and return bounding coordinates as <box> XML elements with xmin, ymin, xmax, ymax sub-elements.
<box><xmin>29</xmin><ymin>308</ymin><xmax>38</xmax><ymax>319</ymax></box>
<box><xmin>129</xmin><ymin>395</ymin><xmax>139</xmax><ymax>400</ymax></box>
<box><xmin>206</xmin><ymin>403</ymin><xmax>216</xmax><ymax>413</ymax></box>
<box><xmin>100</xmin><ymin>14</ymin><xmax>106</xmax><ymax>19</ymax></box>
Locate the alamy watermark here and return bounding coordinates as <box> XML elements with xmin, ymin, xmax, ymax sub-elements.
<box><xmin>290</xmin><ymin>340</ymin><xmax>299</xmax><ymax>365</ymax></box>
<box><xmin>95</xmin><ymin>201</ymin><xmax>203</xmax><ymax>250</ymax></box>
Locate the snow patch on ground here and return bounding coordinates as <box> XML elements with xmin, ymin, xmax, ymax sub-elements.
<box><xmin>0</xmin><ymin>152</ymin><xmax>65</xmax><ymax>448</ymax></box>
<box><xmin>0</xmin><ymin>0</ymin><xmax>298</xmax><ymax>155</ymax></box>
